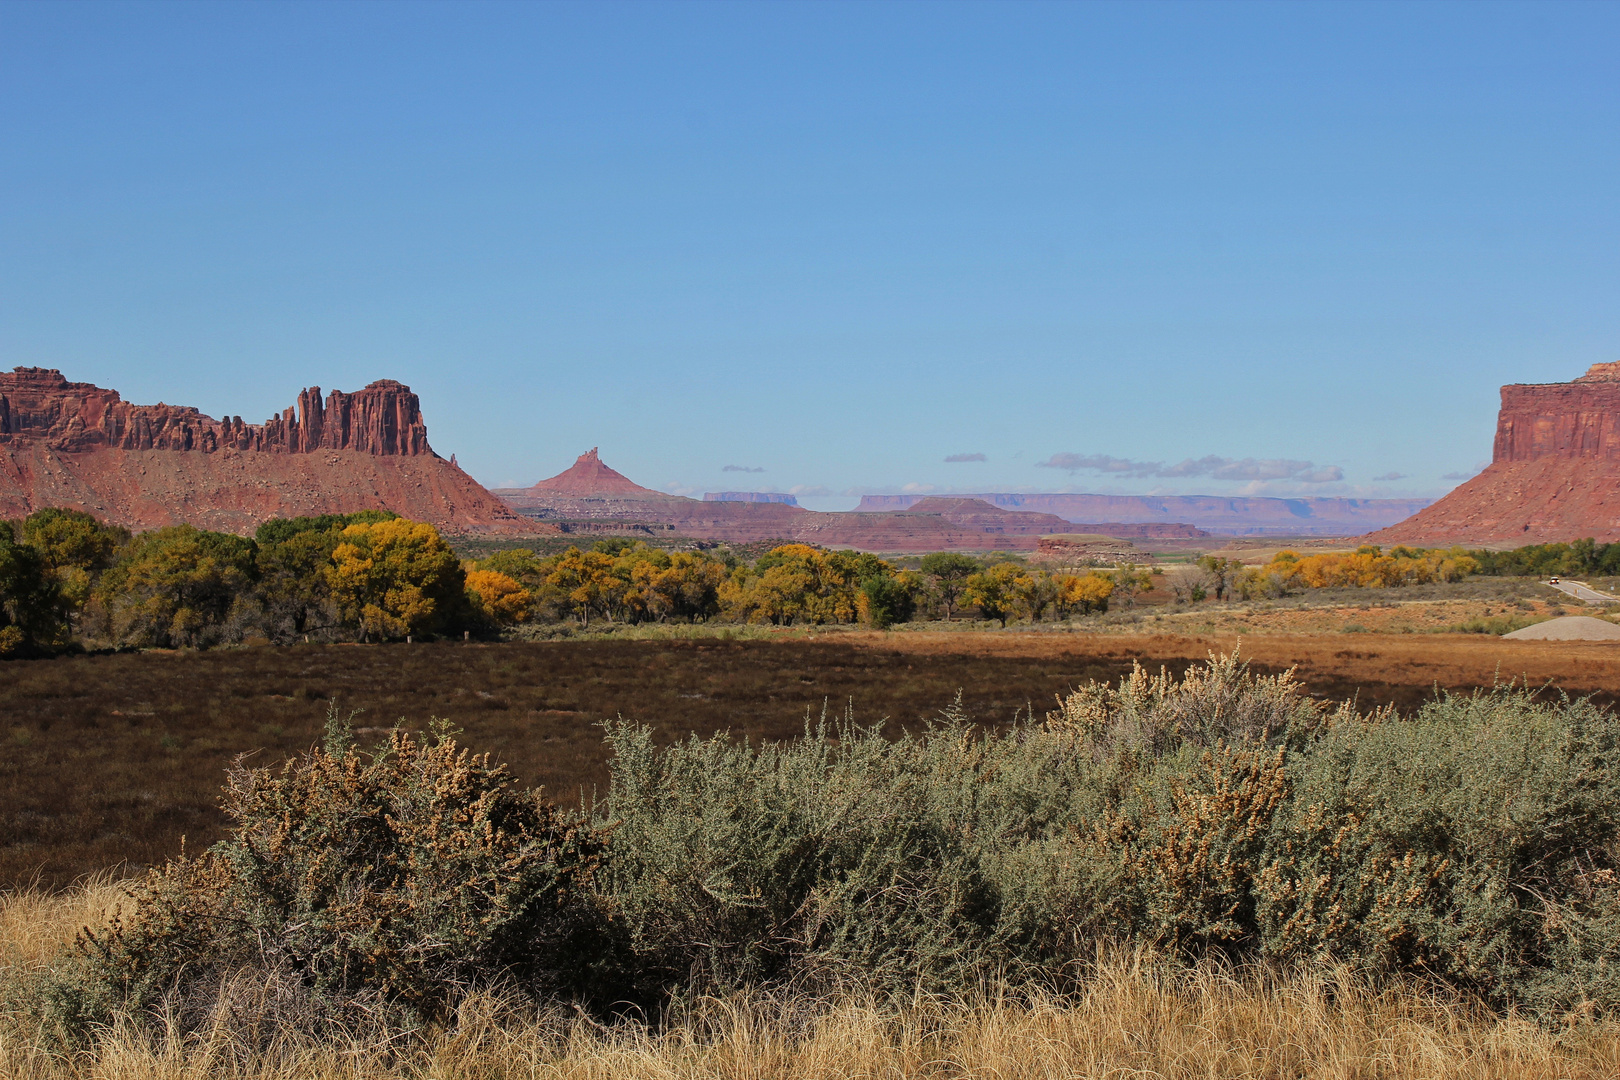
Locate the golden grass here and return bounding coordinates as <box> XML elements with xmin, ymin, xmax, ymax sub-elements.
<box><xmin>5</xmin><ymin>880</ymin><xmax>1619</xmax><ymax>1079</ymax></box>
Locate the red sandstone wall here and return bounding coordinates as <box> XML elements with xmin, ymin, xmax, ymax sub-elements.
<box><xmin>1370</xmin><ymin>365</ymin><xmax>1620</xmax><ymax>546</ymax></box>
<box><xmin>0</xmin><ymin>368</ymin><xmax>430</xmax><ymax>456</ymax></box>
<box><xmin>1493</xmin><ymin>381</ymin><xmax>1620</xmax><ymax>464</ymax></box>
<box><xmin>0</xmin><ymin>368</ymin><xmax>547</xmax><ymax>536</ymax></box>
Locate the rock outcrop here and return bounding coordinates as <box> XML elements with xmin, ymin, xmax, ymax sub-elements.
<box><xmin>0</xmin><ymin>368</ymin><xmax>432</xmax><ymax>455</ymax></box>
<box><xmin>496</xmin><ymin>453</ymin><xmax>1077</xmax><ymax>551</ymax></box>
<box><xmin>525</xmin><ymin>447</ymin><xmax>663</xmax><ymax>497</ymax></box>
<box><xmin>902</xmin><ymin>497</ymin><xmax>1073</xmax><ymax>536</ymax></box>
<box><xmin>0</xmin><ymin>368</ymin><xmax>548</xmax><ymax>536</ymax></box>
<box><xmin>1031</xmin><ymin>535</ymin><xmax>1143</xmax><ymax>565</ymax></box>
<box><xmin>1370</xmin><ymin>364</ymin><xmax>1620</xmax><ymax>546</ymax></box>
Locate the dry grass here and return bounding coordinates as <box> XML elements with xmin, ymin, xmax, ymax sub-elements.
<box><xmin>3</xmin><ymin>881</ymin><xmax>1618</xmax><ymax>1079</ymax></box>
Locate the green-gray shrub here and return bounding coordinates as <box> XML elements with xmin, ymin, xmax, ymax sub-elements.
<box><xmin>31</xmin><ymin>652</ymin><xmax>1620</xmax><ymax>1041</ymax></box>
<box><xmin>47</xmin><ymin>715</ymin><xmax>613</xmax><ymax>1040</ymax></box>
<box><xmin>599</xmin><ymin>655</ymin><xmax>1620</xmax><ymax>1015</ymax></box>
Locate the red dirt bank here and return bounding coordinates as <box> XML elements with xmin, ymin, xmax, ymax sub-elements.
<box><xmin>0</xmin><ymin>368</ymin><xmax>549</xmax><ymax>536</ymax></box>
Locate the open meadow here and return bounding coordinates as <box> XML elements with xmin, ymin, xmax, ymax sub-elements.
<box><xmin>8</xmin><ymin>636</ymin><xmax>1620</xmax><ymax>1078</ymax></box>
<box><xmin>8</xmin><ymin>626</ymin><xmax>1620</xmax><ymax>890</ymax></box>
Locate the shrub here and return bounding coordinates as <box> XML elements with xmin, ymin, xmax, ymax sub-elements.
<box><xmin>62</xmin><ymin>713</ymin><xmax>613</xmax><ymax>1035</ymax></box>
<box><xmin>28</xmin><ymin>652</ymin><xmax>1620</xmax><ymax>1040</ymax></box>
<box><xmin>597</xmin><ymin>710</ymin><xmax>1032</xmax><ymax>999</ymax></box>
<box><xmin>602</xmin><ymin>654</ymin><xmax>1620</xmax><ymax>1015</ymax></box>
<box><xmin>1256</xmin><ymin>687</ymin><xmax>1620</xmax><ymax>1012</ymax></box>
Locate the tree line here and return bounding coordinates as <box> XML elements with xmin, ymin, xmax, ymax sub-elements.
<box><xmin>0</xmin><ymin>509</ymin><xmax>1135</xmax><ymax>656</ymax></box>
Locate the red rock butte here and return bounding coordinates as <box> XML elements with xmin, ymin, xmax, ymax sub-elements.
<box><xmin>0</xmin><ymin>368</ymin><xmax>549</xmax><ymax>536</ymax></box>
<box><xmin>496</xmin><ymin>450</ymin><xmax>1206</xmax><ymax>551</ymax></box>
<box><xmin>525</xmin><ymin>448</ymin><xmax>665</xmax><ymax>497</ymax></box>
<box><xmin>1370</xmin><ymin>362</ymin><xmax>1620</xmax><ymax>546</ymax></box>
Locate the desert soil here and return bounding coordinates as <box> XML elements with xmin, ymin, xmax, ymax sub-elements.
<box><xmin>5</xmin><ymin>622</ymin><xmax>1620</xmax><ymax>890</ymax></box>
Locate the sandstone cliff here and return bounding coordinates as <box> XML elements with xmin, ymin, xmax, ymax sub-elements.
<box><xmin>0</xmin><ymin>368</ymin><xmax>548</xmax><ymax>536</ymax></box>
<box><xmin>1370</xmin><ymin>363</ymin><xmax>1620</xmax><ymax>546</ymax></box>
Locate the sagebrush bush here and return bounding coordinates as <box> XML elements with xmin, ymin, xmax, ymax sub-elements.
<box><xmin>599</xmin><ymin>654</ymin><xmax>1620</xmax><ymax>1014</ymax></box>
<box><xmin>26</xmin><ymin>651</ymin><xmax>1620</xmax><ymax>1047</ymax></box>
<box><xmin>48</xmin><ymin>712</ymin><xmax>612</xmax><ymax>1038</ymax></box>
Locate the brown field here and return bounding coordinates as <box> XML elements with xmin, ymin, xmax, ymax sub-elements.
<box><xmin>5</xmin><ymin>627</ymin><xmax>1620</xmax><ymax>890</ymax></box>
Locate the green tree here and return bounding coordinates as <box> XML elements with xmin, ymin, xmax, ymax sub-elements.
<box><xmin>1196</xmin><ymin>555</ymin><xmax>1243</xmax><ymax>602</ymax></box>
<box><xmin>1110</xmin><ymin>562</ymin><xmax>1155</xmax><ymax>609</ymax></box>
<box><xmin>96</xmin><ymin>526</ymin><xmax>259</xmax><ymax>648</ymax></box>
<box><xmin>859</xmin><ymin>574</ymin><xmax>915</xmax><ymax>629</ymax></box>
<box><xmin>963</xmin><ymin>561</ymin><xmax>1020</xmax><ymax>627</ymax></box>
<box><xmin>919</xmin><ymin>552</ymin><xmax>979</xmax><ymax>621</ymax></box>
<box><xmin>21</xmin><ymin>507</ymin><xmax>129</xmax><ymax>619</ymax></box>
<box><xmin>0</xmin><ymin>527</ymin><xmax>66</xmax><ymax>655</ymax></box>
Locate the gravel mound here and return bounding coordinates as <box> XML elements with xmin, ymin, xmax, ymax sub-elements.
<box><xmin>1503</xmin><ymin>616</ymin><xmax>1620</xmax><ymax>641</ymax></box>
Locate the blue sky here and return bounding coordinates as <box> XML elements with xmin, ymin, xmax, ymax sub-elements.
<box><xmin>2</xmin><ymin>1</ymin><xmax>1616</xmax><ymax>510</ymax></box>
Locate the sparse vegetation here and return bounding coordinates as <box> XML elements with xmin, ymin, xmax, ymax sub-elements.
<box><xmin>7</xmin><ymin>652</ymin><xmax>1620</xmax><ymax>1076</ymax></box>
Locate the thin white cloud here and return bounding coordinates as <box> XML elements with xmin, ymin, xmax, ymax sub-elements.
<box><xmin>944</xmin><ymin>452</ymin><xmax>987</xmax><ymax>463</ymax></box>
<box><xmin>789</xmin><ymin>484</ymin><xmax>831</xmax><ymax>497</ymax></box>
<box><xmin>722</xmin><ymin>464</ymin><xmax>765</xmax><ymax>473</ymax></box>
<box><xmin>1372</xmin><ymin>471</ymin><xmax>1408</xmax><ymax>482</ymax></box>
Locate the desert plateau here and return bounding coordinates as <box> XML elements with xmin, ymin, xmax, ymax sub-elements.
<box><xmin>7</xmin><ymin>5</ymin><xmax>1620</xmax><ymax>1078</ymax></box>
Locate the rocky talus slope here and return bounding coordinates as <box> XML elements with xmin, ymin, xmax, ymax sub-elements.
<box><xmin>0</xmin><ymin>368</ymin><xmax>548</xmax><ymax>536</ymax></box>
<box><xmin>1369</xmin><ymin>363</ymin><xmax>1620</xmax><ymax>546</ymax></box>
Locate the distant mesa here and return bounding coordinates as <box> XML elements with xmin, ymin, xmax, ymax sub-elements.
<box><xmin>1370</xmin><ymin>363</ymin><xmax>1620</xmax><ymax>546</ymax></box>
<box><xmin>704</xmin><ymin>491</ymin><xmax>800</xmax><ymax>505</ymax></box>
<box><xmin>856</xmin><ymin>493</ymin><xmax>1417</xmax><ymax>537</ymax></box>
<box><xmin>499</xmin><ymin>451</ymin><xmax>1236</xmax><ymax>551</ymax></box>
<box><xmin>0</xmin><ymin>367</ymin><xmax>548</xmax><ymax>536</ymax></box>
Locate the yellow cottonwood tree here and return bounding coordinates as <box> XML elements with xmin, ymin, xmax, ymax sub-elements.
<box><xmin>465</xmin><ymin>568</ymin><xmax>530</xmax><ymax>626</ymax></box>
<box><xmin>326</xmin><ymin>518</ymin><xmax>464</xmax><ymax>641</ymax></box>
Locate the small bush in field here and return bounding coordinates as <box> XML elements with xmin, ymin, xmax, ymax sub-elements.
<box><xmin>60</xmin><ymin>713</ymin><xmax>612</xmax><ymax>1034</ymax></box>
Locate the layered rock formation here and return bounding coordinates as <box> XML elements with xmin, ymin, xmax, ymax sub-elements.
<box><xmin>703</xmin><ymin>492</ymin><xmax>800</xmax><ymax>505</ymax></box>
<box><xmin>0</xmin><ymin>368</ymin><xmax>547</xmax><ymax>536</ymax></box>
<box><xmin>1370</xmin><ymin>364</ymin><xmax>1620</xmax><ymax>546</ymax></box>
<box><xmin>857</xmin><ymin>493</ymin><xmax>1426</xmax><ymax>537</ymax></box>
<box><xmin>902</xmin><ymin>497</ymin><xmax>1073</xmax><ymax>536</ymax></box>
<box><xmin>0</xmin><ymin>368</ymin><xmax>432</xmax><ymax>455</ymax></box>
<box><xmin>1031</xmin><ymin>535</ymin><xmax>1142</xmax><ymax>565</ymax></box>
<box><xmin>496</xmin><ymin>453</ymin><xmax>1085</xmax><ymax>551</ymax></box>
